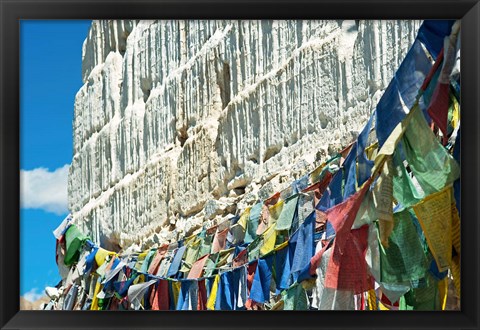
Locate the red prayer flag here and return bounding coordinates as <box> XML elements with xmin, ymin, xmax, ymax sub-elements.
<box><xmin>264</xmin><ymin>192</ymin><xmax>281</xmax><ymax>206</ymax></box>
<box><xmin>187</xmin><ymin>254</ymin><xmax>210</xmax><ymax>279</ymax></box>
<box><xmin>427</xmin><ymin>82</ymin><xmax>450</xmax><ymax>140</ymax></box>
<box><xmin>325</xmin><ymin>225</ymin><xmax>374</xmax><ymax>294</ymax></box>
<box><xmin>247</xmin><ymin>261</ymin><xmax>258</xmax><ymax>293</ymax></box>
<box><xmin>421</xmin><ymin>48</ymin><xmax>444</xmax><ymax>91</ymax></box>
<box><xmin>326</xmin><ymin>177</ymin><xmax>372</xmax><ymax>252</ymax></box>
<box><xmin>147</xmin><ymin>244</ymin><xmax>168</xmax><ymax>275</ymax></box>
<box><xmin>323</xmin><ymin>179</ymin><xmax>374</xmax><ymax>293</ymax></box>
<box><xmin>197</xmin><ymin>279</ymin><xmax>207</xmax><ymax>310</ymax></box>
<box><xmin>233</xmin><ymin>249</ymin><xmax>248</xmax><ymax>268</ymax></box>
<box><xmin>211</xmin><ymin>228</ymin><xmax>229</xmax><ymax>253</ymax></box>
<box><xmin>303</xmin><ymin>171</ymin><xmax>334</xmax><ymax>229</ymax></box>
<box><xmin>309</xmin><ymin>239</ymin><xmax>332</xmax><ymax>275</ymax></box>
<box><xmin>151</xmin><ymin>279</ymin><xmax>169</xmax><ymax>310</ymax></box>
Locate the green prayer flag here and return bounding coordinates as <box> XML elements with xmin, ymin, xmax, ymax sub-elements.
<box><xmin>275</xmin><ymin>194</ymin><xmax>298</xmax><ymax>231</ymax></box>
<box><xmin>247</xmin><ymin>236</ymin><xmax>262</xmax><ymax>262</ymax></box>
<box><xmin>401</xmin><ymin>106</ymin><xmax>460</xmax><ymax>193</ymax></box>
<box><xmin>64</xmin><ymin>224</ymin><xmax>88</xmax><ymax>266</ymax></box>
<box><xmin>392</xmin><ymin>150</ymin><xmax>424</xmax><ymax>210</ymax></box>
<box><xmin>379</xmin><ymin>210</ymin><xmax>429</xmax><ymax>284</ymax></box>
<box><xmin>203</xmin><ymin>253</ymin><xmax>218</xmax><ymax>277</ymax></box>
<box><xmin>199</xmin><ymin>234</ymin><xmax>213</xmax><ymax>257</ymax></box>
<box><xmin>282</xmin><ymin>283</ymin><xmax>308</xmax><ymax>310</ymax></box>
<box><xmin>245</xmin><ymin>203</ymin><xmax>262</xmax><ymax>243</ymax></box>
<box><xmin>402</xmin><ymin>274</ymin><xmax>440</xmax><ymax>310</ymax></box>
<box><xmin>179</xmin><ymin>238</ymin><xmax>201</xmax><ymax>273</ymax></box>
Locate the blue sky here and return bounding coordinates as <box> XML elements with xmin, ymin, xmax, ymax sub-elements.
<box><xmin>20</xmin><ymin>20</ymin><xmax>92</xmax><ymax>300</ymax></box>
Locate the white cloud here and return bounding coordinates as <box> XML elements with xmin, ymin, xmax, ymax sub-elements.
<box><xmin>22</xmin><ymin>287</ymin><xmax>45</xmax><ymax>302</ymax></box>
<box><xmin>20</xmin><ymin>164</ymin><xmax>70</xmax><ymax>215</ymax></box>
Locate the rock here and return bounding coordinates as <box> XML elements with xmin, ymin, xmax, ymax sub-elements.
<box><xmin>68</xmin><ymin>20</ymin><xmax>422</xmax><ymax>248</ymax></box>
<box><xmin>20</xmin><ymin>296</ymin><xmax>51</xmax><ymax>310</ymax></box>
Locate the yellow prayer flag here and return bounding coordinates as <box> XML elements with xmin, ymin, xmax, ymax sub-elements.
<box><xmin>310</xmin><ymin>162</ymin><xmax>327</xmax><ymax>183</ymax></box>
<box><xmin>378</xmin><ymin>301</ymin><xmax>390</xmax><ymax>310</ymax></box>
<box><xmin>269</xmin><ymin>200</ymin><xmax>284</xmax><ymax>225</ymax></box>
<box><xmin>413</xmin><ymin>186</ymin><xmax>453</xmax><ymax>272</ymax></box>
<box><xmin>451</xmin><ymin>203</ymin><xmax>461</xmax><ymax>254</ymax></box>
<box><xmin>134</xmin><ymin>274</ymin><xmax>145</xmax><ymax>285</ymax></box>
<box><xmin>138</xmin><ymin>252</ymin><xmax>148</xmax><ymax>260</ymax></box>
<box><xmin>94</xmin><ymin>247</ymin><xmax>116</xmax><ymax>267</ymax></box>
<box><xmin>274</xmin><ymin>240</ymin><xmax>289</xmax><ymax>251</ymax></box>
<box><xmin>207</xmin><ymin>275</ymin><xmax>220</xmax><ymax>310</ymax></box>
<box><xmin>90</xmin><ymin>279</ymin><xmax>102</xmax><ymax>310</ymax></box>
<box><xmin>260</xmin><ymin>225</ymin><xmax>277</xmax><ymax>256</ymax></box>
<box><xmin>451</xmin><ymin>255</ymin><xmax>461</xmax><ymax>298</ymax></box>
<box><xmin>172</xmin><ymin>281</ymin><xmax>181</xmax><ymax>308</ymax></box>
<box><xmin>238</xmin><ymin>207</ymin><xmax>251</xmax><ymax>230</ymax></box>
<box><xmin>365</xmin><ymin>142</ymin><xmax>379</xmax><ymax>161</ymax></box>
<box><xmin>373</xmin><ymin>104</ymin><xmax>419</xmax><ymax>176</ymax></box>
<box><xmin>450</xmin><ymin>94</ymin><xmax>460</xmax><ymax>130</ymax></box>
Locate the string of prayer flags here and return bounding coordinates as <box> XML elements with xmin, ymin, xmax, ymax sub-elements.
<box><xmin>322</xmin><ymin>179</ymin><xmax>374</xmax><ymax>293</ymax></box>
<box><xmin>48</xmin><ymin>19</ymin><xmax>461</xmax><ymax>311</ymax></box>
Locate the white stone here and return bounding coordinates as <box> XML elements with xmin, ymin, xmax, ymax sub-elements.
<box><xmin>69</xmin><ymin>19</ymin><xmax>422</xmax><ymax>249</ymax></box>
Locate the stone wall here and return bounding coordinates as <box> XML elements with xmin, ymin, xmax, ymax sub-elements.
<box><xmin>68</xmin><ymin>20</ymin><xmax>422</xmax><ymax>250</ymax></box>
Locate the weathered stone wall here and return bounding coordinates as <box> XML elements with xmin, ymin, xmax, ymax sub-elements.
<box><xmin>68</xmin><ymin>20</ymin><xmax>422</xmax><ymax>250</ymax></box>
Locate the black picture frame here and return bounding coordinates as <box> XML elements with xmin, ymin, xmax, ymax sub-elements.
<box><xmin>1</xmin><ymin>0</ymin><xmax>479</xmax><ymax>329</ymax></box>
